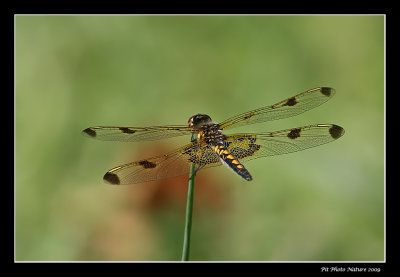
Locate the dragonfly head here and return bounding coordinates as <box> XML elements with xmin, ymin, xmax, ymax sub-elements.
<box><xmin>188</xmin><ymin>114</ymin><xmax>212</xmax><ymax>128</ymax></box>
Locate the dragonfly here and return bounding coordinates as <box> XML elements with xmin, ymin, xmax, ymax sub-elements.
<box><xmin>82</xmin><ymin>87</ymin><xmax>344</xmax><ymax>185</ymax></box>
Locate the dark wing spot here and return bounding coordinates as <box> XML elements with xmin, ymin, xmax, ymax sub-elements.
<box><xmin>83</xmin><ymin>128</ymin><xmax>96</xmax><ymax>137</ymax></box>
<box><xmin>320</xmin><ymin>87</ymin><xmax>333</xmax><ymax>97</ymax></box>
<box><xmin>138</xmin><ymin>160</ymin><xmax>157</xmax><ymax>169</ymax></box>
<box><xmin>287</xmin><ymin>128</ymin><xmax>301</xmax><ymax>139</ymax></box>
<box><xmin>284</xmin><ymin>97</ymin><xmax>297</xmax><ymax>107</ymax></box>
<box><xmin>119</xmin><ymin>127</ymin><xmax>136</xmax><ymax>134</ymax></box>
<box><xmin>329</xmin><ymin>125</ymin><xmax>345</xmax><ymax>139</ymax></box>
<box><xmin>104</xmin><ymin>172</ymin><xmax>120</xmax><ymax>185</ymax></box>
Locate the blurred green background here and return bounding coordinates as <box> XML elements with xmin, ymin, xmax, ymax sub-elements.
<box><xmin>15</xmin><ymin>15</ymin><xmax>384</xmax><ymax>261</ymax></box>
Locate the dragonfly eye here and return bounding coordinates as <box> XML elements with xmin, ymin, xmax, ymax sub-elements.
<box><xmin>188</xmin><ymin>114</ymin><xmax>212</xmax><ymax>128</ymax></box>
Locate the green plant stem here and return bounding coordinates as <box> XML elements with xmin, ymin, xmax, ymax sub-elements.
<box><xmin>181</xmin><ymin>163</ymin><xmax>197</xmax><ymax>261</ymax></box>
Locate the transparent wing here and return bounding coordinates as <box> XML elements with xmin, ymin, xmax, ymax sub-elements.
<box><xmin>219</xmin><ymin>87</ymin><xmax>335</xmax><ymax>130</ymax></box>
<box><xmin>103</xmin><ymin>143</ymin><xmax>221</xmax><ymax>185</ymax></box>
<box><xmin>224</xmin><ymin>124</ymin><xmax>345</xmax><ymax>161</ymax></box>
<box><xmin>82</xmin><ymin>125</ymin><xmax>192</xmax><ymax>142</ymax></box>
<box><xmin>102</xmin><ymin>124</ymin><xmax>344</xmax><ymax>185</ymax></box>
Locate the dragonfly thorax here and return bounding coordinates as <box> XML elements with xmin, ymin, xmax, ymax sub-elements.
<box><xmin>192</xmin><ymin>123</ymin><xmax>225</xmax><ymax>145</ymax></box>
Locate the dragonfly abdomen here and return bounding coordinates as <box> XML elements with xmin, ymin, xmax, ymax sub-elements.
<box><xmin>213</xmin><ymin>144</ymin><xmax>252</xmax><ymax>181</ymax></box>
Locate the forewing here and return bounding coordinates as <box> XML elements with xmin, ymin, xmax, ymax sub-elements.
<box><xmin>82</xmin><ymin>125</ymin><xmax>192</xmax><ymax>142</ymax></box>
<box><xmin>219</xmin><ymin>87</ymin><xmax>335</xmax><ymax>130</ymax></box>
<box><xmin>103</xmin><ymin>143</ymin><xmax>221</xmax><ymax>185</ymax></box>
<box><xmin>224</xmin><ymin>124</ymin><xmax>345</xmax><ymax>162</ymax></box>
